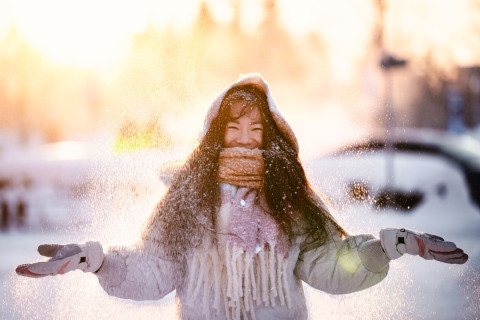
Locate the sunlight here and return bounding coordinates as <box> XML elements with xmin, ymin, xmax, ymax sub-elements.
<box><xmin>2</xmin><ymin>0</ymin><xmax>199</xmax><ymax>68</ymax></box>
<box><xmin>5</xmin><ymin>0</ymin><xmax>477</xmax><ymax>73</ymax></box>
<box><xmin>1</xmin><ymin>0</ymin><xmax>479</xmax><ymax>145</ymax></box>
<box><xmin>5</xmin><ymin>0</ymin><xmax>143</xmax><ymax>67</ymax></box>
<box><xmin>277</xmin><ymin>0</ymin><xmax>376</xmax><ymax>83</ymax></box>
<box><xmin>385</xmin><ymin>0</ymin><xmax>479</xmax><ymax>69</ymax></box>
<box><xmin>41</xmin><ymin>141</ymin><xmax>89</xmax><ymax>161</ymax></box>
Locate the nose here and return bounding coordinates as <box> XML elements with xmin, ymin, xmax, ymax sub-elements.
<box><xmin>237</xmin><ymin>128</ymin><xmax>251</xmax><ymax>145</ymax></box>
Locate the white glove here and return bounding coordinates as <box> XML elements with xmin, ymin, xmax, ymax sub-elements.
<box><xmin>16</xmin><ymin>242</ymin><xmax>104</xmax><ymax>278</ymax></box>
<box><xmin>380</xmin><ymin>228</ymin><xmax>468</xmax><ymax>264</ymax></box>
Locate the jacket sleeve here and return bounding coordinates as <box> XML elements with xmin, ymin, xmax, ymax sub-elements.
<box><xmin>294</xmin><ymin>230</ymin><xmax>390</xmax><ymax>295</ymax></box>
<box><xmin>94</xmin><ymin>239</ymin><xmax>183</xmax><ymax>301</ymax></box>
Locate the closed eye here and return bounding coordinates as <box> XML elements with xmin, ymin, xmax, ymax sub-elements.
<box><xmin>227</xmin><ymin>123</ymin><xmax>239</xmax><ymax>130</ymax></box>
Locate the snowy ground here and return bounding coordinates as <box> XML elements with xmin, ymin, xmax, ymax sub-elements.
<box><xmin>0</xmin><ymin>142</ymin><xmax>479</xmax><ymax>319</ymax></box>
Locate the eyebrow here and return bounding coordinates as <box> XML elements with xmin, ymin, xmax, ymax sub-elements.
<box><xmin>227</xmin><ymin>119</ymin><xmax>263</xmax><ymax>126</ymax></box>
<box><xmin>228</xmin><ymin>119</ymin><xmax>263</xmax><ymax>125</ymax></box>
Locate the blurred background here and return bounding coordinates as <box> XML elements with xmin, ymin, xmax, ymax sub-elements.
<box><xmin>0</xmin><ymin>0</ymin><xmax>479</xmax><ymax>319</ymax></box>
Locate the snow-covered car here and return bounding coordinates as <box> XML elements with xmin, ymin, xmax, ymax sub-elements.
<box><xmin>308</xmin><ymin>128</ymin><xmax>480</xmax><ymax>211</ymax></box>
<box><xmin>304</xmin><ymin>128</ymin><xmax>480</xmax><ymax>319</ymax></box>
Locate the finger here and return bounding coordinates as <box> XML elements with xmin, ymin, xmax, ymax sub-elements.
<box><xmin>425</xmin><ymin>233</ymin><xmax>445</xmax><ymax>241</ymax></box>
<box><xmin>422</xmin><ymin>237</ymin><xmax>457</xmax><ymax>253</ymax></box>
<box><xmin>26</xmin><ymin>258</ymin><xmax>75</xmax><ymax>276</ymax></box>
<box><xmin>446</xmin><ymin>253</ymin><xmax>468</xmax><ymax>264</ymax></box>
<box><xmin>431</xmin><ymin>248</ymin><xmax>465</xmax><ymax>256</ymax></box>
<box><xmin>431</xmin><ymin>249</ymin><xmax>468</xmax><ymax>263</ymax></box>
<box><xmin>49</xmin><ymin>244</ymin><xmax>82</xmax><ymax>262</ymax></box>
<box><xmin>16</xmin><ymin>264</ymin><xmax>49</xmax><ymax>278</ymax></box>
<box><xmin>38</xmin><ymin>244</ymin><xmax>64</xmax><ymax>257</ymax></box>
<box><xmin>433</xmin><ymin>252</ymin><xmax>469</xmax><ymax>264</ymax></box>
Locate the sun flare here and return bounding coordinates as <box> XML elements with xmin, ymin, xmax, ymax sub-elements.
<box><xmin>2</xmin><ymin>0</ymin><xmax>199</xmax><ymax>68</ymax></box>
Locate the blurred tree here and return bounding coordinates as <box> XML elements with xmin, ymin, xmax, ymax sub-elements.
<box><xmin>0</xmin><ymin>27</ymin><xmax>44</xmax><ymax>142</ymax></box>
<box><xmin>256</xmin><ymin>0</ymin><xmax>302</xmax><ymax>79</ymax></box>
<box><xmin>195</xmin><ymin>1</ymin><xmax>216</xmax><ymax>34</ymax></box>
<box><xmin>366</xmin><ymin>0</ymin><xmax>480</xmax><ymax>131</ymax></box>
<box><xmin>0</xmin><ymin>27</ymin><xmax>102</xmax><ymax>142</ymax></box>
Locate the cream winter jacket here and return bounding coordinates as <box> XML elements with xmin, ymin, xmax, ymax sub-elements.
<box><xmin>95</xmin><ymin>199</ymin><xmax>390</xmax><ymax>320</ymax></box>
<box><xmin>95</xmin><ymin>73</ymin><xmax>391</xmax><ymax>319</ymax></box>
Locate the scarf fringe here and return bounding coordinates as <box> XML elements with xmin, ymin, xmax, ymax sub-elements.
<box><xmin>186</xmin><ymin>238</ymin><xmax>291</xmax><ymax>320</ymax></box>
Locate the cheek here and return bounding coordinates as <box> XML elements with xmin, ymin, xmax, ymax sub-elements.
<box><xmin>253</xmin><ymin>132</ymin><xmax>264</xmax><ymax>146</ymax></box>
<box><xmin>223</xmin><ymin>131</ymin><xmax>234</xmax><ymax>147</ymax></box>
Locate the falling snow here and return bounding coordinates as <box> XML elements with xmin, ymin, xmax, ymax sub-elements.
<box><xmin>0</xmin><ymin>141</ymin><xmax>478</xmax><ymax>319</ymax></box>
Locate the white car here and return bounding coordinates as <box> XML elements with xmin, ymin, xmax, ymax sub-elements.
<box><xmin>308</xmin><ymin>128</ymin><xmax>480</xmax><ymax>210</ymax></box>
<box><xmin>304</xmin><ymin>128</ymin><xmax>480</xmax><ymax>319</ymax></box>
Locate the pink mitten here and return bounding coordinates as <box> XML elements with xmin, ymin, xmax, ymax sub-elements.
<box><xmin>16</xmin><ymin>242</ymin><xmax>104</xmax><ymax>278</ymax></box>
<box><xmin>380</xmin><ymin>228</ymin><xmax>468</xmax><ymax>264</ymax></box>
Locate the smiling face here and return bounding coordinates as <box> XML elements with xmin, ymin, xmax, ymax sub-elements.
<box><xmin>223</xmin><ymin>100</ymin><xmax>264</xmax><ymax>150</ymax></box>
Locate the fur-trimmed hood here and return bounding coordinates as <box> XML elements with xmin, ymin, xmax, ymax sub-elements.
<box><xmin>201</xmin><ymin>73</ymin><xmax>299</xmax><ymax>153</ymax></box>
<box><xmin>159</xmin><ymin>73</ymin><xmax>300</xmax><ymax>186</ymax></box>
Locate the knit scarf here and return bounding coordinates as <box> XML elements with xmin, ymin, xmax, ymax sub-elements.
<box><xmin>218</xmin><ymin>147</ymin><xmax>264</xmax><ymax>189</ymax></box>
<box><xmin>186</xmin><ymin>148</ymin><xmax>291</xmax><ymax>320</ymax></box>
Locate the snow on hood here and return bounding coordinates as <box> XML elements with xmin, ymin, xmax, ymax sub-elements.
<box><xmin>201</xmin><ymin>73</ymin><xmax>299</xmax><ymax>152</ymax></box>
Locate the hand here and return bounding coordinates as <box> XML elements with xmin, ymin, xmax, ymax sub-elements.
<box><xmin>16</xmin><ymin>242</ymin><xmax>104</xmax><ymax>278</ymax></box>
<box><xmin>380</xmin><ymin>228</ymin><xmax>468</xmax><ymax>264</ymax></box>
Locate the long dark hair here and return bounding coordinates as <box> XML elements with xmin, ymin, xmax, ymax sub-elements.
<box><xmin>142</xmin><ymin>83</ymin><xmax>346</xmax><ymax>264</ymax></box>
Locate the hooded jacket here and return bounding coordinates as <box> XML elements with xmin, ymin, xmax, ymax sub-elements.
<box><xmin>95</xmin><ymin>74</ymin><xmax>390</xmax><ymax>319</ymax></box>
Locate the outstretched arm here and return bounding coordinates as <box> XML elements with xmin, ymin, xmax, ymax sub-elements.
<box><xmin>295</xmin><ymin>232</ymin><xmax>390</xmax><ymax>295</ymax></box>
<box><xmin>16</xmin><ymin>239</ymin><xmax>182</xmax><ymax>301</ymax></box>
<box><xmin>95</xmin><ymin>239</ymin><xmax>182</xmax><ymax>301</ymax></box>
<box><xmin>295</xmin><ymin>227</ymin><xmax>468</xmax><ymax>295</ymax></box>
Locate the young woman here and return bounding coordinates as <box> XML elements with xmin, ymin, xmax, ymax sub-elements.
<box><xmin>16</xmin><ymin>73</ymin><xmax>468</xmax><ymax>320</ymax></box>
